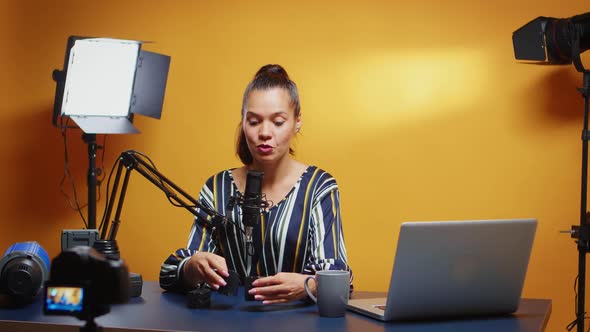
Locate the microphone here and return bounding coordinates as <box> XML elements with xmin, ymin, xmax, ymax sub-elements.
<box><xmin>242</xmin><ymin>170</ymin><xmax>264</xmax><ymax>227</ymax></box>
<box><xmin>242</xmin><ymin>171</ymin><xmax>264</xmax><ymax>256</ymax></box>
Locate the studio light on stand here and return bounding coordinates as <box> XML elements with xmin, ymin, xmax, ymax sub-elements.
<box><xmin>513</xmin><ymin>12</ymin><xmax>590</xmax><ymax>332</ymax></box>
<box><xmin>52</xmin><ymin>36</ymin><xmax>170</xmax><ymax>230</ymax></box>
<box><xmin>51</xmin><ymin>36</ymin><xmax>170</xmax><ymax>297</ymax></box>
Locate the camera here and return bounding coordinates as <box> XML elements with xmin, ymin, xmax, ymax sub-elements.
<box><xmin>43</xmin><ymin>246</ymin><xmax>130</xmax><ymax>321</ymax></box>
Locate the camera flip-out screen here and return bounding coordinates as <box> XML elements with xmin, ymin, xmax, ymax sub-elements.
<box><xmin>44</xmin><ymin>285</ymin><xmax>85</xmax><ymax>315</ymax></box>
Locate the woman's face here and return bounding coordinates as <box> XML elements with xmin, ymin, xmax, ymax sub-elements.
<box><xmin>242</xmin><ymin>87</ymin><xmax>300</xmax><ymax>166</ymax></box>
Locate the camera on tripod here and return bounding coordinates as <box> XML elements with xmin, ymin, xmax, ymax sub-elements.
<box><xmin>43</xmin><ymin>246</ymin><xmax>130</xmax><ymax>326</ymax></box>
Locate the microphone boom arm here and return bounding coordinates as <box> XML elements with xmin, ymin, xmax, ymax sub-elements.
<box><xmin>100</xmin><ymin>151</ymin><xmax>226</xmax><ymax>241</ymax></box>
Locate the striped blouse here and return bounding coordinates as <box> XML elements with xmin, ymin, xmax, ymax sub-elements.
<box><xmin>159</xmin><ymin>165</ymin><xmax>352</xmax><ymax>292</ymax></box>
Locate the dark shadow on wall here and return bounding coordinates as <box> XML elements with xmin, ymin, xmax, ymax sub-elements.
<box><xmin>2</xmin><ymin>104</ymin><xmax>134</xmax><ymax>233</ymax></box>
<box><xmin>0</xmin><ymin>105</ymin><xmax>84</xmax><ymax>232</ymax></box>
<box><xmin>523</xmin><ymin>67</ymin><xmax>585</xmax><ymax>126</ymax></box>
<box><xmin>540</xmin><ymin>67</ymin><xmax>586</xmax><ymax>122</ymax></box>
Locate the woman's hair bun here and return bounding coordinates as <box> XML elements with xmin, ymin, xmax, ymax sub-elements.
<box><xmin>255</xmin><ymin>64</ymin><xmax>289</xmax><ymax>79</ymax></box>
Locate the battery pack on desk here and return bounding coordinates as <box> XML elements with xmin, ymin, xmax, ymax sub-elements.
<box><xmin>61</xmin><ymin>230</ymin><xmax>99</xmax><ymax>251</ymax></box>
<box><xmin>130</xmin><ymin>273</ymin><xmax>142</xmax><ymax>298</ymax></box>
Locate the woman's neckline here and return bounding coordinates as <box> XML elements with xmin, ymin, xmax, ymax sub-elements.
<box><xmin>228</xmin><ymin>165</ymin><xmax>314</xmax><ymax>212</ymax></box>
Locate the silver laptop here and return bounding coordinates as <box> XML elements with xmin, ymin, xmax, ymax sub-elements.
<box><xmin>346</xmin><ymin>218</ymin><xmax>537</xmax><ymax>321</ymax></box>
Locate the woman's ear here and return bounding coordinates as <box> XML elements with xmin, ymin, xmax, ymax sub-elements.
<box><xmin>295</xmin><ymin>115</ymin><xmax>302</xmax><ymax>133</ymax></box>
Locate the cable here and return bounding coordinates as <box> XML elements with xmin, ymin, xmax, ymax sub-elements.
<box><xmin>128</xmin><ymin>150</ymin><xmax>247</xmax><ymax>233</ymax></box>
<box><xmin>58</xmin><ymin>119</ymin><xmax>87</xmax><ymax>228</ymax></box>
<box><xmin>57</xmin><ymin>116</ymin><xmax>109</xmax><ymax>229</ymax></box>
<box><xmin>226</xmin><ymin>189</ymin><xmax>273</xmax><ymax>257</ymax></box>
<box><xmin>567</xmin><ymin>274</ymin><xmax>590</xmax><ymax>331</ymax></box>
<box><xmin>127</xmin><ymin>150</ymin><xmax>172</xmax><ymax>196</ymax></box>
<box><xmin>96</xmin><ymin>134</ymin><xmax>107</xmax><ymax>202</ymax></box>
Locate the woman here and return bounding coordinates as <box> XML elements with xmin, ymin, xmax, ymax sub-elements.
<box><xmin>160</xmin><ymin>64</ymin><xmax>352</xmax><ymax>304</ymax></box>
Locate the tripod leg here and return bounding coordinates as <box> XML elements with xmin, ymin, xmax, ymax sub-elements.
<box><xmin>80</xmin><ymin>319</ymin><xmax>103</xmax><ymax>332</ymax></box>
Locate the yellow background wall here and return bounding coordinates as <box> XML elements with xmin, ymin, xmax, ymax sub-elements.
<box><xmin>0</xmin><ymin>0</ymin><xmax>587</xmax><ymax>330</ymax></box>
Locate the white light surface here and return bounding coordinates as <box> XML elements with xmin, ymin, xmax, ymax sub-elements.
<box><xmin>62</xmin><ymin>38</ymin><xmax>141</xmax><ymax>117</ymax></box>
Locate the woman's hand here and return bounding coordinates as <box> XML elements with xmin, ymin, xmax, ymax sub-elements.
<box><xmin>182</xmin><ymin>252</ymin><xmax>229</xmax><ymax>290</ymax></box>
<box><xmin>248</xmin><ymin>272</ymin><xmax>314</xmax><ymax>304</ymax></box>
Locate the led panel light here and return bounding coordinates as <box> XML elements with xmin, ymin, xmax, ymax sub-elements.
<box><xmin>52</xmin><ymin>36</ymin><xmax>170</xmax><ymax>134</ymax></box>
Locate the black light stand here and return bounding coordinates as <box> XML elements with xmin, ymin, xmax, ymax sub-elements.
<box><xmin>513</xmin><ymin>17</ymin><xmax>590</xmax><ymax>332</ymax></box>
<box><xmin>570</xmin><ymin>71</ymin><xmax>590</xmax><ymax>332</ymax></box>
<box><xmin>83</xmin><ymin>133</ymin><xmax>100</xmax><ymax>230</ymax></box>
<box><xmin>568</xmin><ymin>29</ymin><xmax>590</xmax><ymax>332</ymax></box>
<box><xmin>51</xmin><ymin>36</ymin><xmax>171</xmax><ymax>232</ymax></box>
